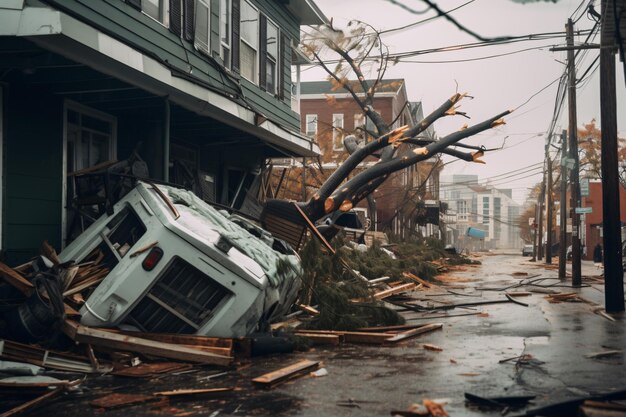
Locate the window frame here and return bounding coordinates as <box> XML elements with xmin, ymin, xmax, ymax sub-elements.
<box><xmin>141</xmin><ymin>0</ymin><xmax>169</xmax><ymax>27</ymax></box>
<box><xmin>332</xmin><ymin>113</ymin><xmax>344</xmax><ymax>152</ymax></box>
<box><xmin>220</xmin><ymin>0</ymin><xmax>232</xmax><ymax>69</ymax></box>
<box><xmin>194</xmin><ymin>0</ymin><xmax>211</xmax><ymax>56</ymax></box>
<box><xmin>262</xmin><ymin>16</ymin><xmax>279</xmax><ymax>95</ymax></box>
<box><xmin>305</xmin><ymin>114</ymin><xmax>317</xmax><ymax>138</ymax></box>
<box><xmin>239</xmin><ymin>0</ymin><xmax>259</xmax><ymax>84</ymax></box>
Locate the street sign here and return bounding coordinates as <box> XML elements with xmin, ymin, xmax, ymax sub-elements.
<box><xmin>528</xmin><ymin>217</ymin><xmax>535</xmax><ymax>226</ymax></box>
<box><xmin>575</xmin><ymin>207</ymin><xmax>592</xmax><ymax>214</ymax></box>
<box><xmin>580</xmin><ymin>178</ymin><xmax>589</xmax><ymax>197</ymax></box>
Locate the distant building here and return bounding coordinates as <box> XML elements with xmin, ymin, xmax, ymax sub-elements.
<box><xmin>441</xmin><ymin>175</ymin><xmax>521</xmax><ymax>250</ymax></box>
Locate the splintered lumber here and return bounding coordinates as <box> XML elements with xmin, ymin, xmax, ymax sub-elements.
<box><xmin>0</xmin><ymin>386</ymin><xmax>64</xmax><ymax>417</ymax></box>
<box><xmin>296</xmin><ymin>304</ymin><xmax>320</xmax><ymax>316</ymax></box>
<box><xmin>402</xmin><ymin>272</ymin><xmax>440</xmax><ymax>289</ymax></box>
<box><xmin>356</xmin><ymin>323</ymin><xmax>437</xmax><ymax>333</ymax></box>
<box><xmin>0</xmin><ymin>262</ymin><xmax>33</xmax><ymax>295</ymax></box>
<box><xmin>90</xmin><ymin>393</ymin><xmax>157</xmax><ymax>409</ymax></box>
<box><xmin>63</xmin><ymin>321</ymin><xmax>232</xmax><ymax>366</ymax></box>
<box><xmin>294</xmin><ymin>330</ymin><xmax>392</xmax><ymax>345</ymax></box>
<box><xmin>423</xmin><ymin>399</ymin><xmax>450</xmax><ymax>417</ymax></box>
<box><xmin>293</xmin><ymin>333</ymin><xmax>341</xmax><ymax>345</ymax></box>
<box><xmin>374</xmin><ymin>283</ymin><xmax>417</xmax><ymax>300</ymax></box>
<box><xmin>252</xmin><ymin>360</ymin><xmax>319</xmax><ymax>388</ymax></box>
<box><xmin>108</xmin><ymin>331</ymin><xmax>233</xmax><ymax>357</ymax></box>
<box><xmin>423</xmin><ymin>344</ymin><xmax>443</xmax><ymax>352</ymax></box>
<box><xmin>384</xmin><ymin>323</ymin><xmax>443</xmax><ymax>344</ymax></box>
<box><xmin>40</xmin><ymin>241</ymin><xmax>61</xmax><ymax>265</ymax></box>
<box><xmin>0</xmin><ymin>339</ymin><xmax>101</xmax><ymax>373</ymax></box>
<box><xmin>112</xmin><ymin>362</ymin><xmax>194</xmax><ymax>378</ymax></box>
<box><xmin>154</xmin><ymin>387</ymin><xmax>234</xmax><ymax>398</ymax></box>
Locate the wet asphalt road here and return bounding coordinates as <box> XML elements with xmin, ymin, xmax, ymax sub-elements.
<box><xmin>9</xmin><ymin>252</ymin><xmax>626</xmax><ymax>417</ymax></box>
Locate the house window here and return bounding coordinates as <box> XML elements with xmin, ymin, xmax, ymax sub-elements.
<box><xmin>194</xmin><ymin>0</ymin><xmax>211</xmax><ymax>55</ymax></box>
<box><xmin>263</xmin><ymin>18</ymin><xmax>279</xmax><ymax>94</ymax></box>
<box><xmin>142</xmin><ymin>0</ymin><xmax>168</xmax><ymax>25</ymax></box>
<box><xmin>220</xmin><ymin>0</ymin><xmax>231</xmax><ymax>68</ymax></box>
<box><xmin>332</xmin><ymin>113</ymin><xmax>344</xmax><ymax>151</ymax></box>
<box><xmin>305</xmin><ymin>114</ymin><xmax>317</xmax><ymax>138</ymax></box>
<box><xmin>482</xmin><ymin>196</ymin><xmax>489</xmax><ymax>224</ymax></box>
<box><xmin>240</xmin><ymin>0</ymin><xmax>259</xmax><ymax>83</ymax></box>
<box><xmin>458</xmin><ymin>200</ymin><xmax>468</xmax><ymax>222</ymax></box>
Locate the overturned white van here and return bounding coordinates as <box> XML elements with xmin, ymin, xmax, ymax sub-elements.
<box><xmin>58</xmin><ymin>182</ymin><xmax>302</xmax><ymax>338</ymax></box>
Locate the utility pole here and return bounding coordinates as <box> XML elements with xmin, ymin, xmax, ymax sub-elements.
<box><xmin>537</xmin><ymin>183</ymin><xmax>545</xmax><ymax>261</ymax></box>
<box><xmin>559</xmin><ymin>130</ymin><xmax>568</xmax><ymax>279</ymax></box>
<box><xmin>599</xmin><ymin>0</ymin><xmax>624</xmax><ymax>312</ymax></box>
<box><xmin>566</xmin><ymin>18</ymin><xmax>582</xmax><ymax>287</ymax></box>
<box><xmin>546</xmin><ymin>157</ymin><xmax>553</xmax><ymax>264</ymax></box>
<box><xmin>532</xmin><ymin>203</ymin><xmax>538</xmax><ymax>262</ymax></box>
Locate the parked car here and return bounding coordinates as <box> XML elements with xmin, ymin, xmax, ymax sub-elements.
<box><xmin>522</xmin><ymin>244</ymin><xmax>533</xmax><ymax>256</ymax></box>
<box><xmin>59</xmin><ymin>182</ymin><xmax>302</xmax><ymax>338</ymax></box>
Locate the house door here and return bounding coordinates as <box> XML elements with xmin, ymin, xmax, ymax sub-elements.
<box><xmin>63</xmin><ymin>102</ymin><xmax>116</xmax><ymax>247</ymax></box>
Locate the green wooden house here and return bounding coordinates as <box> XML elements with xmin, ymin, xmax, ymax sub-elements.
<box><xmin>0</xmin><ymin>0</ymin><xmax>325</xmax><ymax>264</ymax></box>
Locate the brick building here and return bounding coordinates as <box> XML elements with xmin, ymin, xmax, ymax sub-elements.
<box><xmin>299</xmin><ymin>79</ymin><xmax>441</xmax><ymax>237</ymax></box>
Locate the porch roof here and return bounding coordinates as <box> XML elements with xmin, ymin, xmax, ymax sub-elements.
<box><xmin>0</xmin><ymin>4</ymin><xmax>320</xmax><ymax>157</ymax></box>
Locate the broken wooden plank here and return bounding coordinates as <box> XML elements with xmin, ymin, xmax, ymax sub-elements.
<box><xmin>373</xmin><ymin>283</ymin><xmax>417</xmax><ymax>300</ymax></box>
<box><xmin>252</xmin><ymin>360</ymin><xmax>319</xmax><ymax>389</ymax></box>
<box><xmin>296</xmin><ymin>304</ymin><xmax>320</xmax><ymax>316</ymax></box>
<box><xmin>294</xmin><ymin>330</ymin><xmax>392</xmax><ymax>345</ymax></box>
<box><xmin>402</xmin><ymin>272</ymin><xmax>439</xmax><ymax>289</ymax></box>
<box><xmin>0</xmin><ymin>339</ymin><xmax>102</xmax><ymax>373</ymax></box>
<box><xmin>154</xmin><ymin>387</ymin><xmax>234</xmax><ymax>398</ymax></box>
<box><xmin>423</xmin><ymin>344</ymin><xmax>443</xmax><ymax>352</ymax></box>
<box><xmin>384</xmin><ymin>323</ymin><xmax>443</xmax><ymax>344</ymax></box>
<box><xmin>63</xmin><ymin>321</ymin><xmax>232</xmax><ymax>366</ymax></box>
<box><xmin>109</xmin><ymin>330</ymin><xmax>233</xmax><ymax>349</ymax></box>
<box><xmin>90</xmin><ymin>393</ymin><xmax>156</xmax><ymax>409</ymax></box>
<box><xmin>0</xmin><ymin>386</ymin><xmax>64</xmax><ymax>417</ymax></box>
<box><xmin>293</xmin><ymin>333</ymin><xmax>341</xmax><ymax>345</ymax></box>
<box><xmin>0</xmin><ymin>261</ymin><xmax>33</xmax><ymax>295</ymax></box>
<box><xmin>112</xmin><ymin>362</ymin><xmax>194</xmax><ymax>378</ymax></box>
<box><xmin>423</xmin><ymin>399</ymin><xmax>450</xmax><ymax>417</ymax></box>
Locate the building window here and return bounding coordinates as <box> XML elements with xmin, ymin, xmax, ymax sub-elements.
<box><xmin>458</xmin><ymin>200</ymin><xmax>468</xmax><ymax>222</ymax></box>
<box><xmin>332</xmin><ymin>113</ymin><xmax>344</xmax><ymax>151</ymax></box>
<box><xmin>305</xmin><ymin>114</ymin><xmax>317</xmax><ymax>138</ymax></box>
<box><xmin>482</xmin><ymin>196</ymin><xmax>489</xmax><ymax>224</ymax></box>
<box><xmin>262</xmin><ymin>18</ymin><xmax>279</xmax><ymax>94</ymax></box>
<box><xmin>194</xmin><ymin>0</ymin><xmax>211</xmax><ymax>55</ymax></box>
<box><xmin>142</xmin><ymin>0</ymin><xmax>168</xmax><ymax>25</ymax></box>
<box><xmin>220</xmin><ymin>0</ymin><xmax>232</xmax><ymax>68</ymax></box>
<box><xmin>240</xmin><ymin>0</ymin><xmax>259</xmax><ymax>83</ymax></box>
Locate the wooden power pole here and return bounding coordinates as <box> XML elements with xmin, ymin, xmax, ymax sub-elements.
<box><xmin>546</xmin><ymin>157</ymin><xmax>553</xmax><ymax>264</ymax></box>
<box><xmin>559</xmin><ymin>130</ymin><xmax>568</xmax><ymax>279</ymax></box>
<box><xmin>566</xmin><ymin>18</ymin><xmax>582</xmax><ymax>287</ymax></box>
<box><xmin>600</xmin><ymin>0</ymin><xmax>624</xmax><ymax>312</ymax></box>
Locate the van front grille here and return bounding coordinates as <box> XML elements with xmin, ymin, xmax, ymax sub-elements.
<box><xmin>126</xmin><ymin>257</ymin><xmax>230</xmax><ymax>334</ymax></box>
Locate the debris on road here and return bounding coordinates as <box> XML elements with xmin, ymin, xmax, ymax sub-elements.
<box><xmin>251</xmin><ymin>359</ymin><xmax>320</xmax><ymax>389</ymax></box>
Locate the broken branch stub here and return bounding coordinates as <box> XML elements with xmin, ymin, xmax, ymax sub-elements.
<box><xmin>326</xmin><ymin>110</ymin><xmax>511</xmax><ymax>213</ymax></box>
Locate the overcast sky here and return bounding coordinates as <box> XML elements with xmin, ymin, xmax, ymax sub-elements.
<box><xmin>301</xmin><ymin>0</ymin><xmax>626</xmax><ymax>203</ymax></box>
